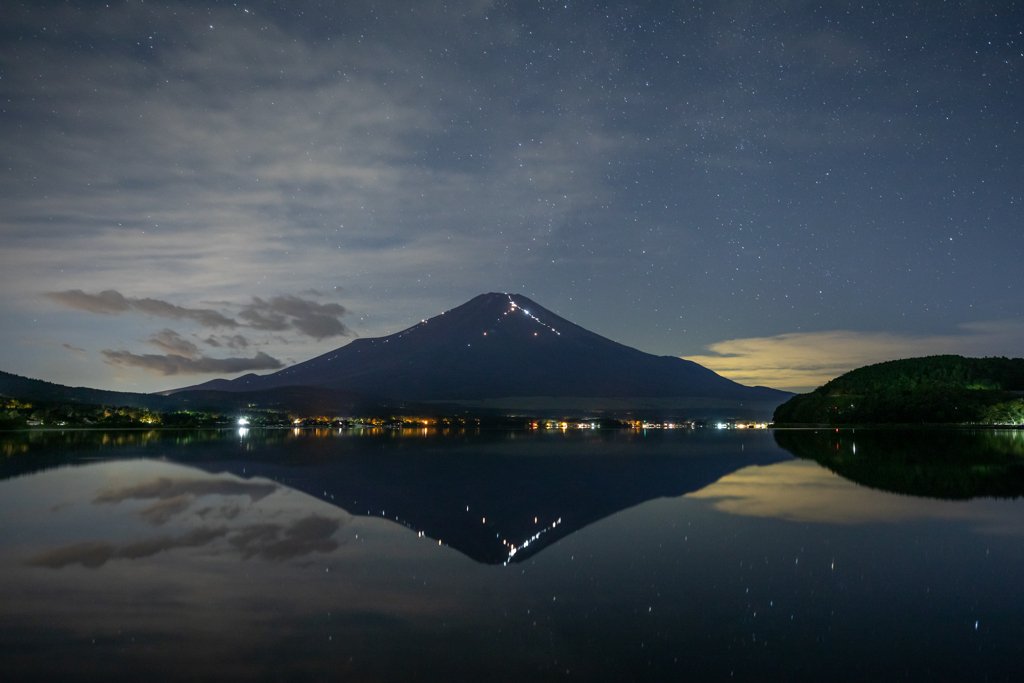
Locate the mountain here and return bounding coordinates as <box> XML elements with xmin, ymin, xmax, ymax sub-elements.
<box><xmin>170</xmin><ymin>293</ymin><xmax>792</xmax><ymax>410</ymax></box>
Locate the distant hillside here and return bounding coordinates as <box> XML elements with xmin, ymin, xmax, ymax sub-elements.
<box><xmin>0</xmin><ymin>370</ymin><xmax>168</xmax><ymax>410</ymax></box>
<box><xmin>170</xmin><ymin>293</ymin><xmax>793</xmax><ymax>414</ymax></box>
<box><xmin>773</xmin><ymin>355</ymin><xmax>1024</xmax><ymax>425</ymax></box>
<box><xmin>0</xmin><ymin>370</ymin><xmax>433</xmax><ymax>418</ymax></box>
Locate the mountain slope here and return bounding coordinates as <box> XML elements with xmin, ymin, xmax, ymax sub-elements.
<box><xmin>171</xmin><ymin>293</ymin><xmax>791</xmax><ymax>404</ymax></box>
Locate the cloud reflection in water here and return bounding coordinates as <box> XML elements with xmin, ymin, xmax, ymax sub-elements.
<box><xmin>688</xmin><ymin>459</ymin><xmax>1024</xmax><ymax>535</ymax></box>
<box><xmin>26</xmin><ymin>469</ymin><xmax>347</xmax><ymax>568</ymax></box>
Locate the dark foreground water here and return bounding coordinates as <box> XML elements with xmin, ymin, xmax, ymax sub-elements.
<box><xmin>1</xmin><ymin>427</ymin><xmax>1022</xmax><ymax>682</ymax></box>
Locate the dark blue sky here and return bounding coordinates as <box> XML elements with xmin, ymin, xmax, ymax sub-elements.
<box><xmin>1</xmin><ymin>0</ymin><xmax>1021</xmax><ymax>392</ymax></box>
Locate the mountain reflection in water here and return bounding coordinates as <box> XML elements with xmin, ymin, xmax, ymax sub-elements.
<box><xmin>186</xmin><ymin>429</ymin><xmax>790</xmax><ymax>564</ymax></box>
<box><xmin>0</xmin><ymin>427</ymin><xmax>790</xmax><ymax>565</ymax></box>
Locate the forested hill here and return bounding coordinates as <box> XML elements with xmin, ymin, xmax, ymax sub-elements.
<box><xmin>0</xmin><ymin>370</ymin><xmax>168</xmax><ymax>410</ymax></box>
<box><xmin>773</xmin><ymin>355</ymin><xmax>1024</xmax><ymax>425</ymax></box>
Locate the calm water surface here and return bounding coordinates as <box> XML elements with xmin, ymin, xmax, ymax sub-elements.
<box><xmin>1</xmin><ymin>428</ymin><xmax>1022</xmax><ymax>682</ymax></box>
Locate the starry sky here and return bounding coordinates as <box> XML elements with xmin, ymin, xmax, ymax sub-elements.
<box><xmin>1</xmin><ymin>0</ymin><xmax>1021</xmax><ymax>394</ymax></box>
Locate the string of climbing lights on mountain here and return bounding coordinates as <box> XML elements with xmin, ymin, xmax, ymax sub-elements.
<box><xmin>506</xmin><ymin>294</ymin><xmax>561</xmax><ymax>336</ymax></box>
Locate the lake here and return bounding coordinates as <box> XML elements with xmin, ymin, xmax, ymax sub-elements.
<box><xmin>1</xmin><ymin>427</ymin><xmax>1022</xmax><ymax>681</ymax></box>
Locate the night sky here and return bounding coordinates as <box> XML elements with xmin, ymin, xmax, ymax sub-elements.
<box><xmin>1</xmin><ymin>0</ymin><xmax>1021</xmax><ymax>393</ymax></box>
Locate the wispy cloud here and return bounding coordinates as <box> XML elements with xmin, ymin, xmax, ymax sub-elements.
<box><xmin>45</xmin><ymin>290</ymin><xmax>238</xmax><ymax>328</ymax></box>
<box><xmin>685</xmin><ymin>321</ymin><xmax>1024</xmax><ymax>392</ymax></box>
<box><xmin>101</xmin><ymin>349</ymin><xmax>283</xmax><ymax>376</ymax></box>
<box><xmin>203</xmin><ymin>334</ymin><xmax>252</xmax><ymax>350</ymax></box>
<box><xmin>147</xmin><ymin>329</ymin><xmax>201</xmax><ymax>358</ymax></box>
<box><xmin>46</xmin><ymin>289</ymin><xmax>352</xmax><ymax>341</ymax></box>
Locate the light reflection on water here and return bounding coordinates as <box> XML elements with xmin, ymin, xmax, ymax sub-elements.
<box><xmin>0</xmin><ymin>428</ymin><xmax>1022</xmax><ymax>682</ymax></box>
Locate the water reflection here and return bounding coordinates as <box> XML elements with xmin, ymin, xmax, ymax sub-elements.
<box><xmin>2</xmin><ymin>429</ymin><xmax>1024</xmax><ymax>681</ymax></box>
<box><xmin>1</xmin><ymin>428</ymin><xmax>790</xmax><ymax>565</ymax></box>
<box><xmin>0</xmin><ymin>458</ymin><xmax>460</xmax><ymax>681</ymax></box>
<box><xmin>688</xmin><ymin>459</ymin><xmax>1024</xmax><ymax>534</ymax></box>
<box><xmin>774</xmin><ymin>428</ymin><xmax>1024</xmax><ymax>499</ymax></box>
<box><xmin>0</xmin><ymin>428</ymin><xmax>224</xmax><ymax>473</ymax></box>
<box><xmin>188</xmin><ymin>430</ymin><xmax>790</xmax><ymax>564</ymax></box>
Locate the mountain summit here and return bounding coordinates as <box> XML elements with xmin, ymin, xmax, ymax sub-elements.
<box><xmin>169</xmin><ymin>293</ymin><xmax>789</xmax><ymax>406</ymax></box>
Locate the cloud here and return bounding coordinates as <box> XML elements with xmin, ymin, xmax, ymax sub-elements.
<box><xmin>62</xmin><ymin>343</ymin><xmax>86</xmax><ymax>353</ymax></box>
<box><xmin>101</xmin><ymin>349</ymin><xmax>284</xmax><ymax>375</ymax></box>
<box><xmin>240</xmin><ymin>295</ymin><xmax>351</xmax><ymax>340</ymax></box>
<box><xmin>46</xmin><ymin>289</ymin><xmax>347</xmax><ymax>382</ymax></box>
<box><xmin>147</xmin><ymin>329</ymin><xmax>200</xmax><ymax>358</ymax></box>
<box><xmin>237</xmin><ymin>308</ymin><xmax>289</xmax><ymax>331</ymax></box>
<box><xmin>225</xmin><ymin>335</ymin><xmax>251</xmax><ymax>349</ymax></box>
<box><xmin>685</xmin><ymin>321</ymin><xmax>1024</xmax><ymax>392</ymax></box>
<box><xmin>131</xmin><ymin>297</ymin><xmax>239</xmax><ymax>328</ymax></box>
<box><xmin>48</xmin><ymin>289</ymin><xmax>349</xmax><ymax>340</ymax></box>
<box><xmin>45</xmin><ymin>290</ymin><xmax>238</xmax><ymax>328</ymax></box>
<box><xmin>204</xmin><ymin>334</ymin><xmax>252</xmax><ymax>350</ymax></box>
<box><xmin>45</xmin><ymin>289</ymin><xmax>132</xmax><ymax>315</ymax></box>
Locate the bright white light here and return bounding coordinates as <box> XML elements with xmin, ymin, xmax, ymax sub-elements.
<box><xmin>237</xmin><ymin>418</ymin><xmax>249</xmax><ymax>426</ymax></box>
